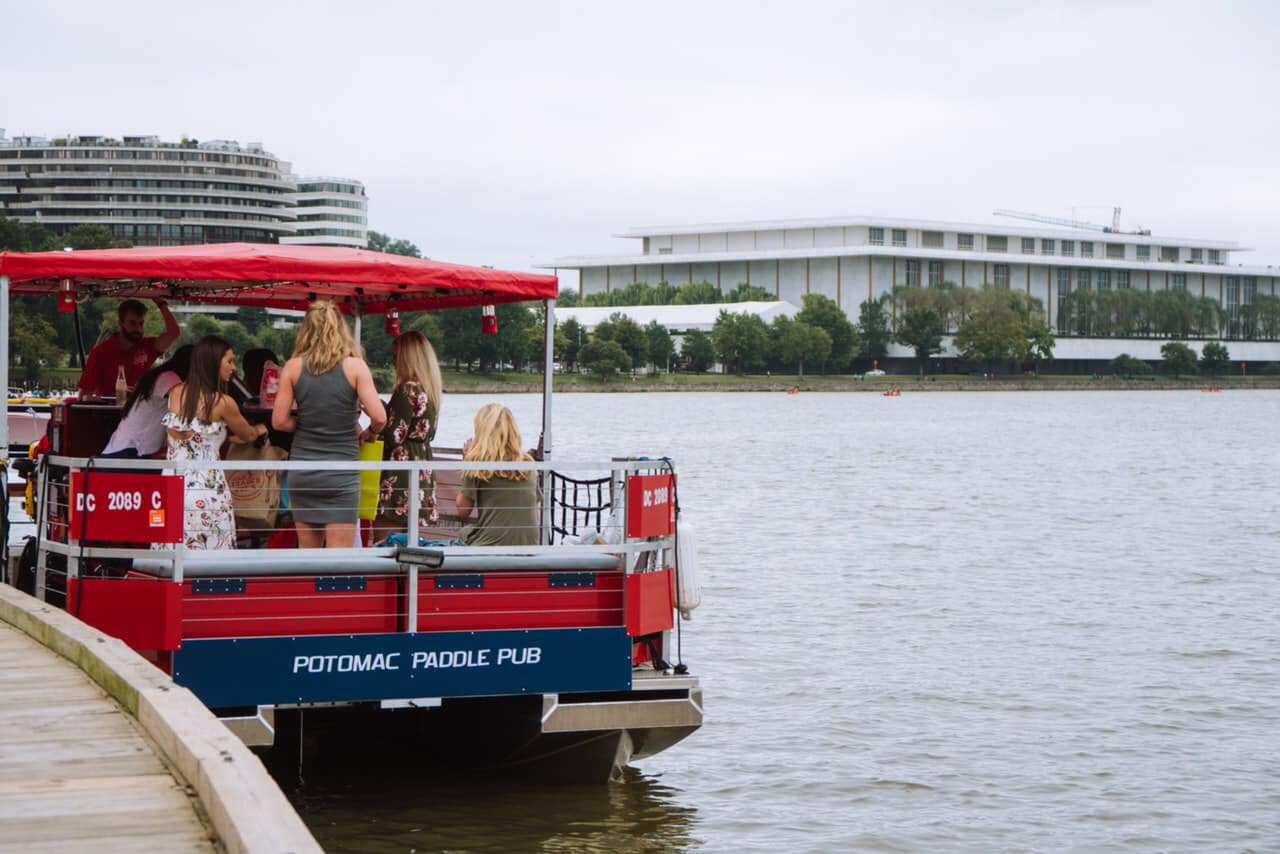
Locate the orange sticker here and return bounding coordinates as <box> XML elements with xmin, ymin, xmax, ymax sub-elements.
<box><xmin>149</xmin><ymin>509</ymin><xmax>165</xmax><ymax>527</ymax></box>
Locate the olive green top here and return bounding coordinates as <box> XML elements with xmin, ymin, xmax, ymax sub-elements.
<box><xmin>460</xmin><ymin>473</ymin><xmax>540</xmax><ymax>547</ymax></box>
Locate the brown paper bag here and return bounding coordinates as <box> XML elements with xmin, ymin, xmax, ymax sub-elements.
<box><xmin>226</xmin><ymin>438</ymin><xmax>288</xmax><ymax>532</ymax></box>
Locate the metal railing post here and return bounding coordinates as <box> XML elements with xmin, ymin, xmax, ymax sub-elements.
<box><xmin>406</xmin><ymin>466</ymin><xmax>420</xmax><ymax>632</ymax></box>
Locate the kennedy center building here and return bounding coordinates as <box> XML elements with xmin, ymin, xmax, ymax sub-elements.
<box><xmin>550</xmin><ymin>215</ymin><xmax>1280</xmax><ymax>361</ymax></box>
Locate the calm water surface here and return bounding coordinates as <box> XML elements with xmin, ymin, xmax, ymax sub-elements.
<box><xmin>292</xmin><ymin>390</ymin><xmax>1280</xmax><ymax>852</ymax></box>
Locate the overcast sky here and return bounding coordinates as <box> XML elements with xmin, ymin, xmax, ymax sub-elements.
<box><xmin>6</xmin><ymin>1</ymin><xmax>1279</xmax><ymax>287</ymax></box>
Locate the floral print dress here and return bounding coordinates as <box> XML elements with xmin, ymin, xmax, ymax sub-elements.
<box><xmin>376</xmin><ymin>381</ymin><xmax>438</xmax><ymax>525</ymax></box>
<box><xmin>161</xmin><ymin>411</ymin><xmax>236</xmax><ymax>550</ymax></box>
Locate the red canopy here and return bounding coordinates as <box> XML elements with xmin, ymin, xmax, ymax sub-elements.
<box><xmin>0</xmin><ymin>243</ymin><xmax>558</xmax><ymax>314</ymax></box>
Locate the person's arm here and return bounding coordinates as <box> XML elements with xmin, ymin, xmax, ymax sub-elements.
<box><xmin>350</xmin><ymin>358</ymin><xmax>387</xmax><ymax>434</ymax></box>
<box><xmin>364</xmin><ymin>385</ymin><xmax>402</xmax><ymax>444</ymax></box>
<box><xmin>456</xmin><ymin>477</ymin><xmax>475</xmax><ymax>519</ymax></box>
<box><xmin>153</xmin><ymin>300</ymin><xmax>180</xmax><ymax>352</ymax></box>
<box><xmin>218</xmin><ymin>394</ymin><xmax>267</xmax><ymax>445</ymax></box>
<box><xmin>77</xmin><ymin>342</ymin><xmax>104</xmax><ymax>398</ymax></box>
<box><xmin>272</xmin><ymin>359</ymin><xmax>300</xmax><ymax>432</ymax></box>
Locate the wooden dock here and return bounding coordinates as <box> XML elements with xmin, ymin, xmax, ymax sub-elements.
<box><xmin>0</xmin><ymin>583</ymin><xmax>320</xmax><ymax>853</ymax></box>
<box><xmin>0</xmin><ymin>621</ymin><xmax>215</xmax><ymax>851</ymax></box>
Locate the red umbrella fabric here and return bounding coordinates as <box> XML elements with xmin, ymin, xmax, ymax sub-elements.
<box><xmin>0</xmin><ymin>243</ymin><xmax>559</xmax><ymax>314</ymax></box>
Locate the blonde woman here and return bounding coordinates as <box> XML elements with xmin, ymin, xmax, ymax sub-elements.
<box><xmin>372</xmin><ymin>331</ymin><xmax>443</xmax><ymax>544</ymax></box>
<box><xmin>272</xmin><ymin>301</ymin><xmax>386</xmax><ymax>548</ymax></box>
<box><xmin>455</xmin><ymin>404</ymin><xmax>540</xmax><ymax>547</ymax></box>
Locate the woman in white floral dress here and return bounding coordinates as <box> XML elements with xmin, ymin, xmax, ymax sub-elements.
<box><xmin>164</xmin><ymin>336</ymin><xmax>267</xmax><ymax>549</ymax></box>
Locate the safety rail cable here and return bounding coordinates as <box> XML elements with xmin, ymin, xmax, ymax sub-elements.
<box><xmin>31</xmin><ymin>455</ymin><xmax>679</xmax><ymax>640</ymax></box>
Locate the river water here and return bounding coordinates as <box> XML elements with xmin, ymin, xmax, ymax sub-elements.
<box><xmin>291</xmin><ymin>390</ymin><xmax>1280</xmax><ymax>852</ymax></box>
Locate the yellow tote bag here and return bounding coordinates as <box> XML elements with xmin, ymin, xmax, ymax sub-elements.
<box><xmin>358</xmin><ymin>440</ymin><xmax>384</xmax><ymax>522</ymax></box>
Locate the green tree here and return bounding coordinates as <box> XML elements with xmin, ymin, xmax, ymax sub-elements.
<box><xmin>1024</xmin><ymin>319</ymin><xmax>1055</xmax><ymax>375</ymax></box>
<box><xmin>558</xmin><ymin>316</ymin><xmax>584</xmax><ymax>370</ymax></box>
<box><xmin>593</xmin><ymin>313</ymin><xmax>648</xmax><ymax>366</ymax></box>
<box><xmin>644</xmin><ymin>320</ymin><xmax>675</xmax><ymax>372</ymax></box>
<box><xmin>60</xmin><ymin>223</ymin><xmax>128</xmax><ymax>250</ymax></box>
<box><xmin>236</xmin><ymin>306</ymin><xmax>269</xmax><ymax>335</ymax></box>
<box><xmin>367</xmin><ymin>230</ymin><xmax>422</xmax><ymax>257</ymax></box>
<box><xmin>895</xmin><ymin>307</ymin><xmax>946</xmax><ymax>376</ymax></box>
<box><xmin>674</xmin><ymin>282</ymin><xmax>722</xmax><ymax>304</ymax></box>
<box><xmin>770</xmin><ymin>316</ymin><xmax>831</xmax><ymax>377</ymax></box>
<box><xmin>1253</xmin><ymin>294</ymin><xmax>1280</xmax><ymax>340</ymax></box>
<box><xmin>10</xmin><ymin>313</ymin><xmax>65</xmax><ymax>383</ymax></box>
<box><xmin>1160</xmin><ymin>341</ymin><xmax>1198</xmax><ymax>378</ymax></box>
<box><xmin>723</xmin><ymin>282</ymin><xmax>775</xmax><ymax>303</ymax></box>
<box><xmin>796</xmin><ymin>293</ymin><xmax>857</xmax><ymax>371</ymax></box>
<box><xmin>680</xmin><ymin>329</ymin><xmax>715</xmax><ymax>372</ymax></box>
<box><xmin>219</xmin><ymin>321</ymin><xmax>254</xmax><ymax>359</ymax></box>
<box><xmin>557</xmin><ymin>288</ymin><xmax>579</xmax><ymax>308</ymax></box>
<box><xmin>579</xmin><ymin>338</ymin><xmax>631</xmax><ymax>380</ymax></box>
<box><xmin>953</xmin><ymin>289</ymin><xmax>1029</xmax><ymax>372</ymax></box>
<box><xmin>180</xmin><ymin>313</ymin><xmax>225</xmax><ymax>346</ymax></box>
<box><xmin>495</xmin><ymin>302</ymin><xmax>538</xmax><ymax>370</ymax></box>
<box><xmin>856</xmin><ymin>296</ymin><xmax>892</xmax><ymax>367</ymax></box>
<box><xmin>608</xmin><ymin>282</ymin><xmax>655</xmax><ymax>306</ymax></box>
<box><xmin>711</xmin><ymin>310</ymin><xmax>771</xmax><ymax>374</ymax></box>
<box><xmin>1110</xmin><ymin>353</ymin><xmax>1153</xmax><ymax>377</ymax></box>
<box><xmin>405</xmin><ymin>311</ymin><xmax>445</xmax><ymax>360</ymax></box>
<box><xmin>1199</xmin><ymin>340</ymin><xmax>1230</xmax><ymax>377</ymax></box>
<box><xmin>256</xmin><ymin>324</ymin><xmax>298</xmax><ymax>363</ymax></box>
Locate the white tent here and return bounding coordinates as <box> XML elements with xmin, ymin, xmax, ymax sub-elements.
<box><xmin>556</xmin><ymin>300</ymin><xmax>798</xmax><ymax>334</ymax></box>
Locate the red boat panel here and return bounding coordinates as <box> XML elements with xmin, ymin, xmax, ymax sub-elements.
<box><xmin>68</xmin><ymin>577</ymin><xmax>183</xmax><ymax>651</ymax></box>
<box><xmin>177</xmin><ymin>572</ymin><xmax>628</xmax><ymax>639</ymax></box>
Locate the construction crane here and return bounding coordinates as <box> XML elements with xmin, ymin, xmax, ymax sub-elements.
<box><xmin>993</xmin><ymin>208</ymin><xmax>1151</xmax><ymax>236</ymax></box>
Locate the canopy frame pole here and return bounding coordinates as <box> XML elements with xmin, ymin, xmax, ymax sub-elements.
<box><xmin>1</xmin><ymin>274</ymin><xmax>9</xmax><ymax>460</ymax></box>
<box><xmin>352</xmin><ymin>302</ymin><xmax>363</xmax><ymax>344</ymax></box>
<box><xmin>540</xmin><ymin>298</ymin><xmax>556</xmax><ymax>543</ymax></box>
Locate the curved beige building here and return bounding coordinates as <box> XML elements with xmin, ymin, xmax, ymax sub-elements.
<box><xmin>0</xmin><ymin>131</ymin><xmax>297</xmax><ymax>245</ymax></box>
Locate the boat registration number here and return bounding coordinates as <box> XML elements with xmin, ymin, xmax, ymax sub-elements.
<box><xmin>68</xmin><ymin>472</ymin><xmax>184</xmax><ymax>543</ymax></box>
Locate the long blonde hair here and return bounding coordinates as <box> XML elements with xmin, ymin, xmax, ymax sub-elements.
<box><xmin>293</xmin><ymin>301</ymin><xmax>359</xmax><ymax>375</ymax></box>
<box><xmin>464</xmin><ymin>403</ymin><xmax>533</xmax><ymax>481</ymax></box>
<box><xmin>394</xmin><ymin>331</ymin><xmax>442</xmax><ymax>416</ymax></box>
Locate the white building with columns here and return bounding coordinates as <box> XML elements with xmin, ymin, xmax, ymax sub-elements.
<box><xmin>547</xmin><ymin>215</ymin><xmax>1280</xmax><ymax>365</ymax></box>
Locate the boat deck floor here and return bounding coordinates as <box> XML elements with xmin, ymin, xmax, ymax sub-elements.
<box><xmin>0</xmin><ymin>622</ymin><xmax>215</xmax><ymax>852</ymax></box>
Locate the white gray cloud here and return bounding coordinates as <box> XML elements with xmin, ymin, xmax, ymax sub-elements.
<box><xmin>7</xmin><ymin>0</ymin><xmax>1280</xmax><ymax>285</ymax></box>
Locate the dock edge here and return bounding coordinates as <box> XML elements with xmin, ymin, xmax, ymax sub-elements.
<box><xmin>0</xmin><ymin>582</ymin><xmax>321</xmax><ymax>854</ymax></box>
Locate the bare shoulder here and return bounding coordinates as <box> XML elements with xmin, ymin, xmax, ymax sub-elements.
<box><xmin>343</xmin><ymin>355</ymin><xmax>371</xmax><ymax>382</ymax></box>
<box><xmin>282</xmin><ymin>357</ymin><xmax>304</xmax><ymax>378</ymax></box>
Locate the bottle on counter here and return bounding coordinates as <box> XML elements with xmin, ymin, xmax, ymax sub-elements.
<box><xmin>115</xmin><ymin>366</ymin><xmax>128</xmax><ymax>406</ymax></box>
<box><xmin>260</xmin><ymin>361</ymin><xmax>281</xmax><ymax>405</ymax></box>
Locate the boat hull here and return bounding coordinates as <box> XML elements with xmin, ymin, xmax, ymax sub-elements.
<box><xmin>253</xmin><ymin>675</ymin><xmax>701</xmax><ymax>783</ymax></box>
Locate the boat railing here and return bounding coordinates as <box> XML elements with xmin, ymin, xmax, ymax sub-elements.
<box><xmin>27</xmin><ymin>454</ymin><xmax>679</xmax><ymax>642</ymax></box>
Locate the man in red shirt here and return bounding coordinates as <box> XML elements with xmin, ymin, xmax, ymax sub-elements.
<box><xmin>78</xmin><ymin>299</ymin><xmax>181</xmax><ymax>399</ymax></box>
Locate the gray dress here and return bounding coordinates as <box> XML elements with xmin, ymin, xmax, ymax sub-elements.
<box><xmin>289</xmin><ymin>362</ymin><xmax>359</xmax><ymax>525</ymax></box>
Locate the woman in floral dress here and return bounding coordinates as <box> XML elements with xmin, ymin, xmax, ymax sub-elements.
<box><xmin>371</xmin><ymin>331</ymin><xmax>442</xmax><ymax>544</ymax></box>
<box><xmin>164</xmin><ymin>336</ymin><xmax>267</xmax><ymax>549</ymax></box>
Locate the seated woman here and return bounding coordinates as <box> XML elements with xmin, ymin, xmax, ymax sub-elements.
<box><xmin>455</xmin><ymin>404</ymin><xmax>540</xmax><ymax>547</ymax></box>
<box><xmin>164</xmin><ymin>336</ymin><xmax>267</xmax><ymax>550</ymax></box>
<box><xmin>372</xmin><ymin>331</ymin><xmax>442</xmax><ymax>545</ymax></box>
<box><xmin>102</xmin><ymin>345</ymin><xmax>193</xmax><ymax>459</ymax></box>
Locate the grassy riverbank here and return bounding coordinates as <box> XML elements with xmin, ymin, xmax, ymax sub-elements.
<box><xmin>23</xmin><ymin>365</ymin><xmax>1279</xmax><ymax>396</ymax></box>
<box><xmin>440</xmin><ymin>370</ymin><xmax>1280</xmax><ymax>394</ymax></box>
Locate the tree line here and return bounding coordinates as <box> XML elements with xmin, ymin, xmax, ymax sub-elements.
<box><xmin>1058</xmin><ymin>286</ymin><xmax>1280</xmax><ymax>340</ymax></box>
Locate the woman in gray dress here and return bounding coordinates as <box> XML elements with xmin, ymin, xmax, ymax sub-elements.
<box><xmin>272</xmin><ymin>301</ymin><xmax>386</xmax><ymax>548</ymax></box>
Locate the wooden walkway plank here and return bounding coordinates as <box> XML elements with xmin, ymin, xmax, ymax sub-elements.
<box><xmin>0</xmin><ymin>619</ymin><xmax>215</xmax><ymax>852</ymax></box>
<box><xmin>0</xmin><ymin>582</ymin><xmax>320</xmax><ymax>854</ymax></box>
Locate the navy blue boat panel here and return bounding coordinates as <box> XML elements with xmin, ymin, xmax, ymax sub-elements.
<box><xmin>172</xmin><ymin>627</ymin><xmax>633</xmax><ymax>708</ymax></box>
